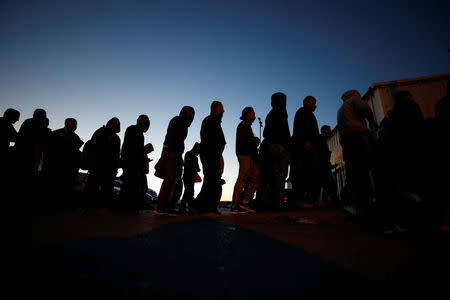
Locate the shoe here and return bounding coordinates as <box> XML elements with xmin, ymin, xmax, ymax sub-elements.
<box><xmin>187</xmin><ymin>206</ymin><xmax>199</xmax><ymax>215</ymax></box>
<box><xmin>202</xmin><ymin>211</ymin><xmax>221</xmax><ymax>217</ymax></box>
<box><xmin>440</xmin><ymin>225</ymin><xmax>450</xmax><ymax>232</ymax></box>
<box><xmin>314</xmin><ymin>202</ymin><xmax>327</xmax><ymax>208</ymax></box>
<box><xmin>167</xmin><ymin>210</ymin><xmax>179</xmax><ymax>217</ymax></box>
<box><xmin>239</xmin><ymin>204</ymin><xmax>255</xmax><ymax>213</ymax></box>
<box><xmin>154</xmin><ymin>209</ymin><xmax>168</xmax><ymax>216</ymax></box>
<box><xmin>298</xmin><ymin>202</ymin><xmax>313</xmax><ymax>209</ymax></box>
<box><xmin>95</xmin><ymin>208</ymin><xmax>112</xmax><ymax>216</ymax></box>
<box><xmin>231</xmin><ymin>206</ymin><xmax>249</xmax><ymax>214</ymax></box>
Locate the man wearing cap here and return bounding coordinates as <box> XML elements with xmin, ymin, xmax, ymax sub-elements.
<box><xmin>231</xmin><ymin>107</ymin><xmax>260</xmax><ymax>214</ymax></box>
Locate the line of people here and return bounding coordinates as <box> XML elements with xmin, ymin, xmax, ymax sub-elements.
<box><xmin>0</xmin><ymin>94</ymin><xmax>335</xmax><ymax>216</ymax></box>
<box><xmin>154</xmin><ymin>95</ymin><xmax>338</xmax><ymax>216</ymax></box>
<box><xmin>1</xmin><ymin>88</ymin><xmax>448</xmax><ymax>232</ymax></box>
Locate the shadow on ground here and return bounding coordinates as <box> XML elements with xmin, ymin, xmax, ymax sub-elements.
<box><xmin>13</xmin><ymin>219</ymin><xmax>374</xmax><ymax>298</ymax></box>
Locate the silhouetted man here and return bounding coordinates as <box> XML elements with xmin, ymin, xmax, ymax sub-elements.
<box><xmin>193</xmin><ymin>101</ymin><xmax>226</xmax><ymax>214</ymax></box>
<box><xmin>258</xmin><ymin>92</ymin><xmax>290</xmax><ymax>210</ymax></box>
<box><xmin>290</xmin><ymin>96</ymin><xmax>320</xmax><ymax>208</ymax></box>
<box><xmin>318</xmin><ymin>125</ymin><xmax>338</xmax><ymax>207</ymax></box>
<box><xmin>15</xmin><ymin>108</ymin><xmax>49</xmax><ymax>177</ymax></box>
<box><xmin>0</xmin><ymin>108</ymin><xmax>20</xmax><ymax>200</ymax></box>
<box><xmin>120</xmin><ymin>114</ymin><xmax>151</xmax><ymax>212</ymax></box>
<box><xmin>430</xmin><ymin>94</ymin><xmax>450</xmax><ymax>231</ymax></box>
<box><xmin>14</xmin><ymin>108</ymin><xmax>50</xmax><ymax>208</ymax></box>
<box><xmin>155</xmin><ymin>106</ymin><xmax>195</xmax><ymax>215</ymax></box>
<box><xmin>85</xmin><ymin>117</ymin><xmax>121</xmax><ymax>214</ymax></box>
<box><xmin>180</xmin><ymin>142</ymin><xmax>201</xmax><ymax>213</ymax></box>
<box><xmin>231</xmin><ymin>107</ymin><xmax>260</xmax><ymax>214</ymax></box>
<box><xmin>45</xmin><ymin>118</ymin><xmax>83</xmax><ymax>210</ymax></box>
<box><xmin>337</xmin><ymin>90</ymin><xmax>376</xmax><ymax>218</ymax></box>
<box><xmin>376</xmin><ymin>91</ymin><xmax>425</xmax><ymax>231</ymax></box>
<box><xmin>0</xmin><ymin>108</ymin><xmax>20</xmax><ymax>164</ymax></box>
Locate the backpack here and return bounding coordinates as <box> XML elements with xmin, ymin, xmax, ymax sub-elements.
<box><xmin>80</xmin><ymin>139</ymin><xmax>94</xmax><ymax>170</ymax></box>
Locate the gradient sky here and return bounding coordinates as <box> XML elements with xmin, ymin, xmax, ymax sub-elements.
<box><xmin>1</xmin><ymin>0</ymin><xmax>449</xmax><ymax>201</ymax></box>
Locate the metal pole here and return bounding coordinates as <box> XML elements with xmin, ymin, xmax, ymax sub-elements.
<box><xmin>258</xmin><ymin>117</ymin><xmax>262</xmax><ymax>141</ymax></box>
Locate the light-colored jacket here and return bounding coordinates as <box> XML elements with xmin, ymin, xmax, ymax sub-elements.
<box><xmin>337</xmin><ymin>90</ymin><xmax>375</xmax><ymax>135</ymax></box>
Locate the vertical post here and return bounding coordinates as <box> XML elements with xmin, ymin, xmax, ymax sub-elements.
<box><xmin>258</xmin><ymin>117</ymin><xmax>262</xmax><ymax>141</ymax></box>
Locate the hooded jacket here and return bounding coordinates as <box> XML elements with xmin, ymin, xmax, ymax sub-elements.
<box><xmin>163</xmin><ymin>106</ymin><xmax>194</xmax><ymax>154</ymax></box>
<box><xmin>337</xmin><ymin>90</ymin><xmax>375</xmax><ymax>135</ymax></box>
<box><xmin>263</xmin><ymin>95</ymin><xmax>290</xmax><ymax>145</ymax></box>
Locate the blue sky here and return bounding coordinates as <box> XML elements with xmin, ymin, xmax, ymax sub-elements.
<box><xmin>1</xmin><ymin>0</ymin><xmax>449</xmax><ymax>200</ymax></box>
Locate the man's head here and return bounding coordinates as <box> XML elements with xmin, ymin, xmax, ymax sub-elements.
<box><xmin>240</xmin><ymin>106</ymin><xmax>255</xmax><ymax>123</ymax></box>
<box><xmin>33</xmin><ymin>108</ymin><xmax>47</xmax><ymax>120</ymax></box>
<box><xmin>271</xmin><ymin>92</ymin><xmax>286</xmax><ymax>109</ymax></box>
<box><xmin>211</xmin><ymin>101</ymin><xmax>224</xmax><ymax>118</ymax></box>
<box><xmin>320</xmin><ymin>125</ymin><xmax>331</xmax><ymax>137</ymax></box>
<box><xmin>394</xmin><ymin>91</ymin><xmax>414</xmax><ymax>105</ymax></box>
<box><xmin>341</xmin><ymin>90</ymin><xmax>361</xmax><ymax>102</ymax></box>
<box><xmin>64</xmin><ymin>118</ymin><xmax>77</xmax><ymax>133</ymax></box>
<box><xmin>3</xmin><ymin>108</ymin><xmax>20</xmax><ymax>124</ymax></box>
<box><xmin>191</xmin><ymin>142</ymin><xmax>201</xmax><ymax>155</ymax></box>
<box><xmin>179</xmin><ymin>106</ymin><xmax>195</xmax><ymax>127</ymax></box>
<box><xmin>106</xmin><ymin>117</ymin><xmax>121</xmax><ymax>134</ymax></box>
<box><xmin>137</xmin><ymin>114</ymin><xmax>150</xmax><ymax>133</ymax></box>
<box><xmin>303</xmin><ymin>96</ymin><xmax>317</xmax><ymax>112</ymax></box>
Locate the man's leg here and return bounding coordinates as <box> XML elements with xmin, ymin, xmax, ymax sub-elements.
<box><xmin>232</xmin><ymin>156</ymin><xmax>251</xmax><ymax>209</ymax></box>
<box><xmin>242</xmin><ymin>158</ymin><xmax>260</xmax><ymax>206</ymax></box>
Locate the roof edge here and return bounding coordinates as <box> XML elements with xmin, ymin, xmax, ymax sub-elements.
<box><xmin>362</xmin><ymin>73</ymin><xmax>450</xmax><ymax>100</ymax></box>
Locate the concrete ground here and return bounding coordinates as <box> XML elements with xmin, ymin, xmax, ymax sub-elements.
<box><xmin>7</xmin><ymin>206</ymin><xmax>450</xmax><ymax>298</ymax></box>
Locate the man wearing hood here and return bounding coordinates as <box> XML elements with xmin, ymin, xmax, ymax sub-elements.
<box><xmin>193</xmin><ymin>101</ymin><xmax>226</xmax><ymax>214</ymax></box>
<box><xmin>337</xmin><ymin>89</ymin><xmax>377</xmax><ymax>217</ymax></box>
<box><xmin>0</xmin><ymin>108</ymin><xmax>20</xmax><ymax>204</ymax></box>
<box><xmin>0</xmin><ymin>108</ymin><xmax>20</xmax><ymax>165</ymax></box>
<box><xmin>45</xmin><ymin>118</ymin><xmax>84</xmax><ymax>210</ymax></box>
<box><xmin>259</xmin><ymin>92</ymin><xmax>290</xmax><ymax>210</ymax></box>
<box><xmin>155</xmin><ymin>106</ymin><xmax>195</xmax><ymax>215</ymax></box>
<box><xmin>84</xmin><ymin>117</ymin><xmax>121</xmax><ymax>214</ymax></box>
<box><xmin>120</xmin><ymin>114</ymin><xmax>151</xmax><ymax>212</ymax></box>
<box><xmin>15</xmin><ymin>108</ymin><xmax>50</xmax><ymax>178</ymax></box>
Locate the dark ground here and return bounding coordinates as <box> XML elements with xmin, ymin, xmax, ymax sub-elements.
<box><xmin>6</xmin><ymin>206</ymin><xmax>450</xmax><ymax>298</ymax></box>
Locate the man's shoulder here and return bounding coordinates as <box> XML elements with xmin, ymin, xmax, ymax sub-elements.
<box><xmin>51</xmin><ymin>128</ymin><xmax>65</xmax><ymax>135</ymax></box>
<box><xmin>168</xmin><ymin>115</ymin><xmax>181</xmax><ymax>128</ymax></box>
<box><xmin>237</xmin><ymin>120</ymin><xmax>246</xmax><ymax>128</ymax></box>
<box><xmin>201</xmin><ymin>115</ymin><xmax>216</xmax><ymax>127</ymax></box>
<box><xmin>202</xmin><ymin>114</ymin><xmax>212</xmax><ymax>122</ymax></box>
<box><xmin>125</xmin><ymin>124</ymin><xmax>138</xmax><ymax>134</ymax></box>
<box><xmin>92</xmin><ymin>126</ymin><xmax>106</xmax><ymax>137</ymax></box>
